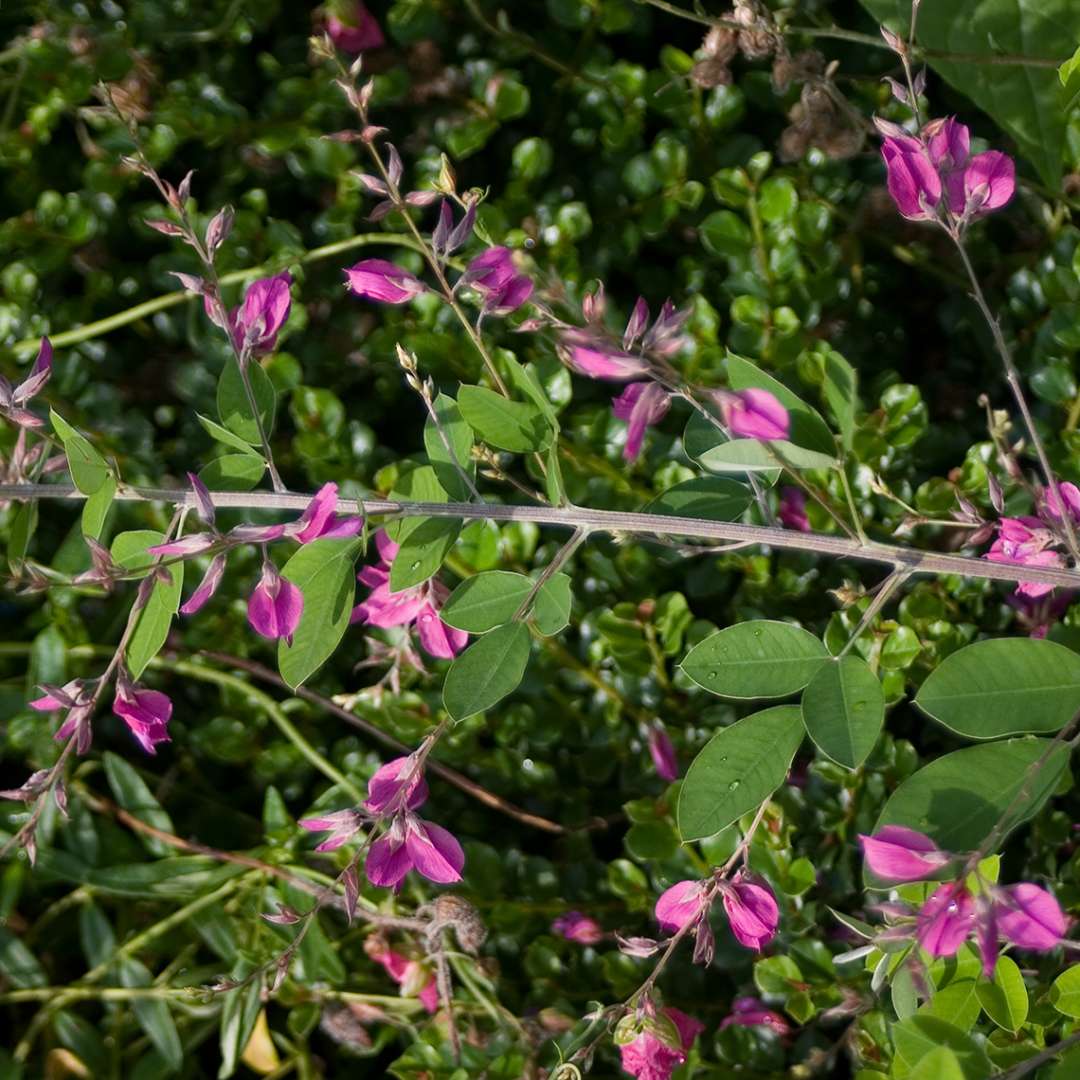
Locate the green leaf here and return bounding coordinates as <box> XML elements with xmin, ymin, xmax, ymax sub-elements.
<box><xmin>678</xmin><ymin>704</ymin><xmax>804</xmax><ymax>841</ymax></box>
<box><xmin>385</xmin><ymin>465</ymin><xmax>449</xmax><ymax>545</ymax></box>
<box><xmin>857</xmin><ymin>0</ymin><xmax>1079</xmax><ymax>188</ymax></box>
<box><xmin>51</xmin><ymin>409</ymin><xmax>110</xmax><ymax>494</ymax></box>
<box><xmin>644</xmin><ymin>476</ymin><xmax>752</xmax><ymax>521</ymax></box>
<box><xmin>916</xmin><ymin>638</ymin><xmax>1080</xmax><ymax>738</ymax></box>
<box><xmin>199</xmin><ymin>452</ymin><xmax>266</xmax><ymax>491</ymax></box>
<box><xmin>681</xmin><ymin>620</ymin><xmax>828</xmax><ymax>699</ymax></box>
<box><xmin>907</xmin><ymin>1047</ymin><xmax>966</xmax><ymax>1080</ymax></box>
<box><xmin>920</xmin><ymin>979</ymin><xmax>981</xmax><ymax>1032</ymax></box>
<box><xmin>891</xmin><ymin>1016</ymin><xmax>991</xmax><ymax>1080</ymax></box>
<box><xmin>197</xmin><ymin>412</ymin><xmax>265</xmax><ymax>454</ymax></box>
<box><xmin>726</xmin><ymin>352</ymin><xmax>836</xmax><ymax>457</ymax></box>
<box><xmin>218</xmin><ymin>961</ymin><xmax>263</xmax><ymax>1079</ymax></box>
<box><xmin>977</xmin><ymin>955</ymin><xmax>1028</xmax><ymax>1031</ymax></box>
<box><xmin>801</xmin><ymin>656</ymin><xmax>884</xmax><ymax>769</ymax></box>
<box><xmin>217</xmin><ymin>357</ymin><xmax>276</xmax><ymax>445</ymax></box>
<box><xmin>873</xmin><ymin>738</ymin><xmax>1070</xmax><ymax>860</ymax></box>
<box><xmin>424</xmin><ymin>393</ymin><xmax>475</xmax><ymax>501</ymax></box>
<box><xmin>699</xmin><ymin>437</ymin><xmax>837</xmax><ymax>472</ymax></box>
<box><xmin>388</xmin><ymin>517</ymin><xmax>461</xmax><ymax>591</ymax></box>
<box><xmin>443</xmin><ymin>621</ymin><xmax>531</xmax><ymax>720</ymax></box>
<box><xmin>752</xmin><ymin>954</ymin><xmax>803</xmax><ymax>994</ymax></box>
<box><xmin>822</xmin><ymin>350</ymin><xmax>858</xmax><ymax>453</ymax></box>
<box><xmin>103</xmin><ymin>752</ymin><xmax>175</xmax><ymax>857</ymax></box>
<box><xmin>700</xmin><ymin>209</ymin><xmax>752</xmax><ymax>257</ymax></box>
<box><xmin>0</xmin><ymin>928</ymin><xmax>47</xmax><ymax>988</ymax></box>
<box><xmin>8</xmin><ymin>500</ymin><xmax>37</xmax><ymax>571</ymax></box>
<box><xmin>111</xmin><ymin>530</ymin><xmax>184</xmax><ymax>679</ymax></box>
<box><xmin>119</xmin><ymin>958</ymin><xmax>183</xmax><ymax>1072</ymax></box>
<box><xmin>441</xmin><ymin>570</ymin><xmax>572</xmax><ymax>635</ymax></box>
<box><xmin>458</xmin><ymin>385</ymin><xmax>553</xmax><ymax>452</ymax></box>
<box><xmin>278</xmin><ymin>537</ymin><xmax>362</xmax><ymax>688</ymax></box>
<box><xmin>1062</xmin><ymin>44</ymin><xmax>1080</xmax><ymax>113</ymax></box>
<box><xmin>82</xmin><ymin>472</ymin><xmax>116</xmax><ymax>540</ymax></box>
<box><xmin>1050</xmin><ymin>964</ymin><xmax>1080</xmax><ymax>1017</ymax></box>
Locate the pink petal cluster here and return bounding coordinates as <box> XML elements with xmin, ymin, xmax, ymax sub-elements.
<box><xmin>325</xmin><ymin>3</ymin><xmax>385</xmax><ymax>53</ymax></box>
<box><xmin>561</xmin><ymin>330</ymin><xmax>650</xmax><ymax>381</ymax></box>
<box><xmin>552</xmin><ymin>911</ymin><xmax>604</xmax><ymax>945</ymax></box>
<box><xmin>654</xmin><ymin>873</ymin><xmax>779</xmax><ymax>952</ymax></box>
<box><xmin>344</xmin><ymin>259</ymin><xmax>426</xmax><ymax>304</ymax></box>
<box><xmin>0</xmin><ymin>337</ymin><xmax>52</xmax><ymax>428</ymax></box>
<box><xmin>859</xmin><ymin>827</ymin><xmax>1067</xmax><ymax>976</ymax></box>
<box><xmin>778</xmin><ymin>487</ymin><xmax>810</xmax><ymax>531</ymax></box>
<box><xmin>465</xmin><ymin>247</ymin><xmax>533</xmax><ymax>315</ymax></box>
<box><xmin>719</xmin><ymin>996</ymin><xmax>792</xmax><ymax>1037</ymax></box>
<box><xmin>619</xmin><ymin>1007</ymin><xmax>704</xmax><ymax>1080</ymax></box>
<box><xmin>227</xmin><ymin>272</ymin><xmax>292</xmax><ymax>356</ymax></box>
<box><xmin>880</xmin><ymin>117</ymin><xmax>1014</xmax><ymax>223</ymax></box>
<box><xmin>365</xmin><ymin>937</ymin><xmax>439</xmax><ymax>1013</ymax></box>
<box><xmin>352</xmin><ymin>530</ymin><xmax>468</xmax><ymax>660</ymax></box>
<box><xmin>364</xmin><ymin>755</ymin><xmax>429</xmax><ymax>814</ymax></box>
<box><xmin>30</xmin><ymin>678</ymin><xmax>95</xmax><ymax>754</ymax></box>
<box><xmin>718</xmin><ymin>388</ymin><xmax>790</xmax><ymax>440</ymax></box>
<box><xmin>112</xmin><ymin>674</ymin><xmax>172</xmax><ymax>755</ymax></box>
<box><xmin>366</xmin><ymin>812</ymin><xmax>465</xmax><ymax>890</ymax></box>
<box><xmin>299</xmin><ymin>808</ymin><xmax>364</xmax><ymax>852</ymax></box>
<box><xmin>984</xmin><ymin>516</ymin><xmax>1063</xmax><ymax>598</ymax></box>
<box><xmin>247</xmin><ymin>560</ymin><xmax>304</xmax><ymax>644</ymax></box>
<box><xmin>613</xmin><ymin>383</ymin><xmax>671</xmax><ymax>461</ymax></box>
<box><xmin>646</xmin><ymin>721</ymin><xmax>679</xmax><ymax>782</ymax></box>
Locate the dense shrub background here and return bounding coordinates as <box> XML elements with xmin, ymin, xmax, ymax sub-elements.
<box><xmin>4</xmin><ymin>1</ymin><xmax>1080</xmax><ymax>1077</ymax></box>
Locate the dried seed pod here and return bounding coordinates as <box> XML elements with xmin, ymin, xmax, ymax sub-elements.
<box><xmin>702</xmin><ymin>25</ymin><xmax>738</xmax><ymax>63</ymax></box>
<box><xmin>691</xmin><ymin>58</ymin><xmax>733</xmax><ymax>89</ymax></box>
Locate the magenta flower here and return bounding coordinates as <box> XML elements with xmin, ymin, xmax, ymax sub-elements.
<box><xmin>646</xmin><ymin>721</ymin><xmax>679</xmax><ymax>781</ymax></box>
<box><xmin>344</xmin><ymin>259</ymin><xmax>426</xmax><ymax>304</ymax></box>
<box><xmin>858</xmin><ymin>826</ymin><xmax>951</xmax><ymax>882</ymax></box>
<box><xmin>112</xmin><ymin>675</ymin><xmax>172</xmax><ymax>755</ymax></box>
<box><xmin>30</xmin><ymin>678</ymin><xmax>95</xmax><ymax>754</ymax></box>
<box><xmin>352</xmin><ymin>530</ymin><xmax>468</xmax><ymax>660</ymax></box>
<box><xmin>963</xmin><ymin>151</ymin><xmax>1015</xmax><ymax>217</ymax></box>
<box><xmin>778</xmin><ymin>487</ymin><xmax>810</xmax><ymax>532</ymax></box>
<box><xmin>1007</xmin><ymin>590</ymin><xmax>1072</xmax><ymax>639</ymax></box>
<box><xmin>984</xmin><ymin>516</ymin><xmax>1062</xmax><ymax>597</ymax></box>
<box><xmin>720</xmin><ymin>875</ymin><xmax>779</xmax><ymax>951</ymax></box>
<box><xmin>1042</xmin><ymin>482</ymin><xmax>1080</xmax><ymax>523</ymax></box>
<box><xmin>247</xmin><ymin>560</ymin><xmax>304</xmax><ymax>644</ymax></box>
<box><xmin>881</xmin><ymin>133</ymin><xmax>941</xmax><ymax>221</ymax></box>
<box><xmin>916</xmin><ymin>882</ymin><xmax>976</xmax><ymax>957</ymax></box>
<box><xmin>364</xmin><ymin>755</ymin><xmax>429</xmax><ymax>814</ymax></box>
<box><xmin>229</xmin><ymin>272</ymin><xmax>292</xmax><ymax>356</ymax></box>
<box><xmin>619</xmin><ymin>1006</ymin><xmax>704</xmax><ymax>1080</ymax></box>
<box><xmin>365</xmin><ymin>938</ymin><xmax>438</xmax><ymax>1014</ymax></box>
<box><xmin>180</xmin><ymin>554</ymin><xmax>227</xmax><ymax>616</ymax></box>
<box><xmin>613</xmin><ymin>383</ymin><xmax>670</xmax><ymax>461</ymax></box>
<box><xmin>552</xmin><ymin>911</ymin><xmax>605</xmax><ymax>945</ymax></box>
<box><xmin>366</xmin><ymin>812</ymin><xmax>465</xmax><ymax>890</ymax></box>
<box><xmin>719</xmin><ymin>388</ymin><xmax>790</xmax><ymax>440</ymax></box>
<box><xmin>925</xmin><ymin>117</ymin><xmax>971</xmax><ymax>213</ymax></box>
<box><xmin>300</xmin><ymin>808</ymin><xmax>364</xmax><ymax>852</ymax></box>
<box><xmin>288</xmin><ymin>482</ymin><xmax>363</xmax><ymax>543</ymax></box>
<box><xmin>560</xmin><ymin>330</ymin><xmax>650</xmax><ymax>381</ymax></box>
<box><xmin>0</xmin><ymin>337</ymin><xmax>53</xmax><ymax>429</ymax></box>
<box><xmin>655</xmin><ymin>880</ymin><xmax>710</xmax><ymax>933</ymax></box>
<box><xmin>995</xmin><ymin>883</ymin><xmax>1068</xmax><ymax>949</ymax></box>
<box><xmin>325</xmin><ymin>2</ymin><xmax>385</xmax><ymax>53</ymax></box>
<box><xmin>719</xmin><ymin>997</ymin><xmax>792</xmax><ymax>1037</ymax></box>
<box><xmin>465</xmin><ymin>247</ymin><xmax>534</xmax><ymax>315</ymax></box>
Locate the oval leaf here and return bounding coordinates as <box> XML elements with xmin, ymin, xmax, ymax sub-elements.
<box><xmin>388</xmin><ymin>517</ymin><xmax>461</xmax><ymax>592</ymax></box>
<box><xmin>443</xmin><ymin>621</ymin><xmax>531</xmax><ymax>721</ymax></box>
<box><xmin>681</xmin><ymin>620</ymin><xmax>828</xmax><ymax>699</ymax></box>
<box><xmin>217</xmin><ymin>357</ymin><xmax>276</xmax><ymax>445</ymax></box>
<box><xmin>977</xmin><ymin>955</ymin><xmax>1028</xmax><ymax>1032</ymax></box>
<box><xmin>644</xmin><ymin>476</ymin><xmax>752</xmax><ymax>522</ymax></box>
<box><xmin>916</xmin><ymin>638</ymin><xmax>1080</xmax><ymax>739</ymax></box>
<box><xmin>677</xmin><ymin>704</ymin><xmax>804</xmax><ymax>841</ymax></box>
<box><xmin>457</xmin><ymin>385</ymin><xmax>553</xmax><ymax>453</ymax></box>
<box><xmin>441</xmin><ymin>570</ymin><xmax>572</xmax><ymax>635</ymax></box>
<box><xmin>801</xmin><ymin>655</ymin><xmax>884</xmax><ymax>769</ymax></box>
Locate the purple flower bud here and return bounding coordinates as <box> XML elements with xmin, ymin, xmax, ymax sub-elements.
<box><xmin>778</xmin><ymin>487</ymin><xmax>810</xmax><ymax>531</ymax></box>
<box><xmin>552</xmin><ymin>911</ymin><xmax>604</xmax><ymax>945</ymax></box>
<box><xmin>12</xmin><ymin>338</ymin><xmax>53</xmax><ymax>405</ymax></box>
<box><xmin>232</xmin><ymin>272</ymin><xmax>293</xmax><ymax>356</ymax></box>
<box><xmin>188</xmin><ymin>472</ymin><xmax>216</xmax><ymax>527</ymax></box>
<box><xmin>247</xmin><ymin>561</ymin><xmax>304</xmax><ymax>644</ymax></box>
<box><xmin>287</xmin><ymin>482</ymin><xmax>363</xmax><ymax>544</ymax></box>
<box><xmin>655</xmin><ymin>879</ymin><xmax>710</xmax><ymax>933</ymax></box>
<box><xmin>719</xmin><ymin>388</ymin><xmax>790</xmax><ymax>440</ymax></box>
<box><xmin>646</xmin><ymin>721</ymin><xmax>679</xmax><ymax>781</ymax></box>
<box><xmin>148</xmin><ymin>533</ymin><xmax>218</xmax><ymax>558</ymax></box>
<box><xmin>719</xmin><ymin>997</ymin><xmax>792</xmax><ymax>1036</ymax></box>
<box><xmin>345</xmin><ymin>259</ymin><xmax>427</xmax><ymax>304</ymax></box>
<box><xmin>721</xmin><ymin>875</ymin><xmax>779</xmax><ymax>951</ymax></box>
<box><xmin>204</xmin><ymin>205</ymin><xmax>235</xmax><ymax>256</ymax></box>
<box><xmin>326</xmin><ymin>2</ymin><xmax>385</xmax><ymax>54</ymax></box>
<box><xmin>364</xmin><ymin>756</ymin><xmax>429</xmax><ymax>814</ymax></box>
<box><xmin>995</xmin><ymin>883</ymin><xmax>1066</xmax><ymax>951</ymax></box>
<box><xmin>880</xmin><ymin>134</ymin><xmax>941</xmax><ymax>221</ymax></box>
<box><xmin>613</xmin><ymin>382</ymin><xmax>670</xmax><ymax>462</ymax></box>
<box><xmin>623</xmin><ymin>297</ymin><xmax>650</xmax><ymax>349</ymax></box>
<box><xmin>858</xmin><ymin>826</ymin><xmax>951</xmax><ymax>882</ymax></box>
<box><xmin>464</xmin><ymin>246</ymin><xmax>533</xmax><ymax>315</ymax></box>
<box><xmin>113</xmin><ymin>678</ymin><xmax>172</xmax><ymax>755</ymax></box>
<box><xmin>560</xmin><ymin>332</ymin><xmax>650</xmax><ymax>381</ymax></box>
<box><xmin>300</xmin><ymin>809</ymin><xmax>364</xmax><ymax>852</ymax></box>
<box><xmin>180</xmin><ymin>554</ymin><xmax>227</xmax><ymax>616</ymax></box>
<box><xmin>916</xmin><ymin>883</ymin><xmax>975</xmax><ymax>957</ymax></box>
<box><xmin>962</xmin><ymin>151</ymin><xmax>1015</xmax><ymax>217</ymax></box>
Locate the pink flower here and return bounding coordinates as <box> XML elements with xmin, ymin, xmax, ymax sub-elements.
<box><xmin>719</xmin><ymin>388</ymin><xmax>790</xmax><ymax>440</ymax></box>
<box><xmin>287</xmin><ymin>482</ymin><xmax>363</xmax><ymax>544</ymax></box>
<box><xmin>344</xmin><ymin>259</ymin><xmax>426</xmax><ymax>304</ymax></box>
<box><xmin>613</xmin><ymin>383</ymin><xmax>670</xmax><ymax>461</ymax></box>
<box><xmin>858</xmin><ymin>826</ymin><xmax>951</xmax><ymax>883</ymax></box>
<box><xmin>721</xmin><ymin>875</ymin><xmax>779</xmax><ymax>951</ymax></box>
<box><xmin>719</xmin><ymin>997</ymin><xmax>792</xmax><ymax>1037</ymax></box>
<box><xmin>247</xmin><ymin>561</ymin><xmax>304</xmax><ymax>644</ymax></box>
<box><xmin>465</xmin><ymin>247</ymin><xmax>533</xmax><ymax>315</ymax></box>
<box><xmin>881</xmin><ymin>134</ymin><xmax>941</xmax><ymax>221</ymax></box>
<box><xmin>646</xmin><ymin>721</ymin><xmax>679</xmax><ymax>781</ymax></box>
<box><xmin>619</xmin><ymin>1007</ymin><xmax>704</xmax><ymax>1080</ymax></box>
<box><xmin>147</xmin><ymin>533</ymin><xmax>218</xmax><ymax>558</ymax></box>
<box><xmin>299</xmin><ymin>809</ymin><xmax>364</xmax><ymax>852</ymax></box>
<box><xmin>552</xmin><ymin>911</ymin><xmax>604</xmax><ymax>945</ymax></box>
<box><xmin>366</xmin><ymin>812</ymin><xmax>465</xmax><ymax>890</ymax></box>
<box><xmin>112</xmin><ymin>677</ymin><xmax>172</xmax><ymax>755</ymax></box>
<box><xmin>365</xmin><ymin>938</ymin><xmax>439</xmax><ymax>1014</ymax></box>
<box><xmin>925</xmin><ymin>117</ymin><xmax>971</xmax><ymax>213</ymax></box>
<box><xmin>994</xmin><ymin>883</ymin><xmax>1067</xmax><ymax>951</ymax></box>
<box><xmin>325</xmin><ymin>3</ymin><xmax>385</xmax><ymax>53</ymax></box>
<box><xmin>364</xmin><ymin>756</ymin><xmax>429</xmax><ymax>814</ymax></box>
<box><xmin>1007</xmin><ymin>590</ymin><xmax>1072</xmax><ymax>639</ymax></box>
<box><xmin>1042</xmin><ymin>482</ymin><xmax>1080</xmax><ymax>523</ymax></box>
<box><xmin>560</xmin><ymin>331</ymin><xmax>650</xmax><ymax>380</ymax></box>
<box><xmin>984</xmin><ymin>516</ymin><xmax>1062</xmax><ymax>598</ymax></box>
<box><xmin>230</xmin><ymin>272</ymin><xmax>292</xmax><ymax>356</ymax></box>
<box><xmin>963</xmin><ymin>151</ymin><xmax>1015</xmax><ymax>217</ymax></box>
<box><xmin>180</xmin><ymin>554</ymin><xmax>227</xmax><ymax>615</ymax></box>
<box><xmin>655</xmin><ymin>880</ymin><xmax>710</xmax><ymax>933</ymax></box>
<box><xmin>917</xmin><ymin>883</ymin><xmax>976</xmax><ymax>957</ymax></box>
<box><xmin>30</xmin><ymin>679</ymin><xmax>95</xmax><ymax>754</ymax></box>
<box><xmin>0</xmin><ymin>337</ymin><xmax>53</xmax><ymax>428</ymax></box>
<box><xmin>778</xmin><ymin>487</ymin><xmax>810</xmax><ymax>531</ymax></box>
<box><xmin>352</xmin><ymin>531</ymin><xmax>468</xmax><ymax>659</ymax></box>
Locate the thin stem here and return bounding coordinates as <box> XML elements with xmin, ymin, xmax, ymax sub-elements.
<box><xmin>5</xmin><ymin>481</ymin><xmax>1080</xmax><ymax>589</ymax></box>
<box><xmin>838</xmin><ymin>465</ymin><xmax>868</xmax><ymax>546</ymax></box>
<box><xmin>513</xmin><ymin>526</ymin><xmax>589</xmax><ymax>620</ymax></box>
<box><xmin>836</xmin><ymin>569</ymin><xmax>910</xmax><ymax>659</ymax></box>
<box><xmin>949</xmin><ymin>230</ymin><xmax>1080</xmax><ymax>565</ymax></box>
